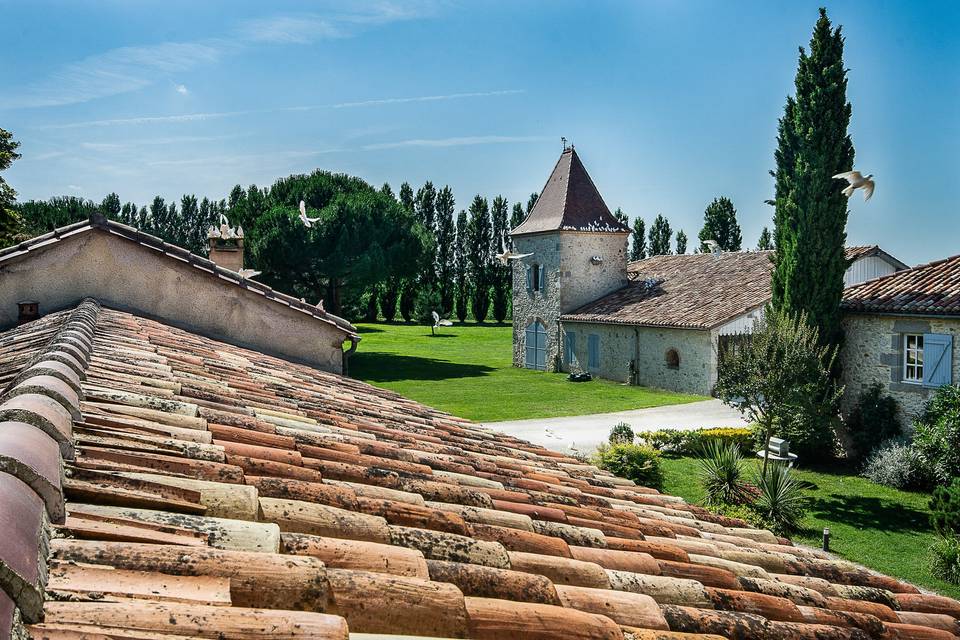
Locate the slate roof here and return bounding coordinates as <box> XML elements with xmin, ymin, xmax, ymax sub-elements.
<box><xmin>0</xmin><ymin>214</ymin><xmax>358</xmax><ymax>338</ymax></box>
<box><xmin>512</xmin><ymin>148</ymin><xmax>631</xmax><ymax>236</ymax></box>
<box><xmin>842</xmin><ymin>254</ymin><xmax>960</xmax><ymax>317</ymax></box>
<box><xmin>564</xmin><ymin>252</ymin><xmax>775</xmax><ymax>329</ymax></box>
<box><xmin>2</xmin><ymin>299</ymin><xmax>958</xmax><ymax>639</ymax></box>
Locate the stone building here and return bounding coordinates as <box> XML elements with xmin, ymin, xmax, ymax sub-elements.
<box><xmin>511</xmin><ymin>149</ymin><xmax>908</xmax><ymax>397</ymax></box>
<box><xmin>840</xmin><ymin>254</ymin><xmax>960</xmax><ymax>425</ymax></box>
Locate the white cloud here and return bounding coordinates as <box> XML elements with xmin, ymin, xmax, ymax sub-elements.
<box><xmin>67</xmin><ymin>184</ymin><xmax>82</xmax><ymax>191</ymax></box>
<box><xmin>363</xmin><ymin>135</ymin><xmax>551</xmax><ymax>150</ymax></box>
<box><xmin>175</xmin><ymin>84</ymin><xmax>189</xmax><ymax>95</ymax></box>
<box><xmin>238</xmin><ymin>15</ymin><xmax>342</xmax><ymax>44</ymax></box>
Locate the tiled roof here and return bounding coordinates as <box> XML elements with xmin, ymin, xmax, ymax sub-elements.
<box><xmin>842</xmin><ymin>254</ymin><xmax>960</xmax><ymax>317</ymax></box>
<box><xmin>844</xmin><ymin>245</ymin><xmax>909</xmax><ymax>271</ymax></box>
<box><xmin>564</xmin><ymin>252</ymin><xmax>775</xmax><ymax>329</ymax></box>
<box><xmin>0</xmin><ymin>214</ymin><xmax>358</xmax><ymax>338</ymax></box>
<box><xmin>512</xmin><ymin>148</ymin><xmax>631</xmax><ymax>236</ymax></box>
<box><xmin>2</xmin><ymin>299</ymin><xmax>957</xmax><ymax>640</ymax></box>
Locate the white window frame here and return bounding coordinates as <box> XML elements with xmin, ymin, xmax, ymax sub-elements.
<box><xmin>903</xmin><ymin>333</ymin><xmax>924</xmax><ymax>384</ymax></box>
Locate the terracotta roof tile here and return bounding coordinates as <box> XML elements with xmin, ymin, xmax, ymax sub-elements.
<box><xmin>0</xmin><ymin>300</ymin><xmax>951</xmax><ymax>639</ymax></box>
<box><xmin>842</xmin><ymin>253</ymin><xmax>960</xmax><ymax>316</ymax></box>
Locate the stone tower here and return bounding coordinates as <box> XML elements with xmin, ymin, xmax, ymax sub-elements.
<box><xmin>510</xmin><ymin>147</ymin><xmax>630</xmax><ymax>371</ymax></box>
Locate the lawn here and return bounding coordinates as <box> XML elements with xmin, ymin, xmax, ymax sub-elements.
<box><xmin>350</xmin><ymin>322</ymin><xmax>702</xmax><ymax>422</ymax></box>
<box><xmin>662</xmin><ymin>456</ymin><xmax>958</xmax><ymax>598</ymax></box>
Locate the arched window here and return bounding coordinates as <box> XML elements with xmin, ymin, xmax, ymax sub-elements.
<box><xmin>525</xmin><ymin>320</ymin><xmax>548</xmax><ymax>371</ymax></box>
<box><xmin>665</xmin><ymin>348</ymin><xmax>680</xmax><ymax>369</ymax></box>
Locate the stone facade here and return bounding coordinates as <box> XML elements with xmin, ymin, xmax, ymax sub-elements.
<box><xmin>512</xmin><ymin>231</ymin><xmax>628</xmax><ymax>370</ymax></box>
<box><xmin>841</xmin><ymin>313</ymin><xmax>960</xmax><ymax>427</ymax></box>
<box><xmin>561</xmin><ymin>321</ymin><xmax>716</xmax><ymax>396</ymax></box>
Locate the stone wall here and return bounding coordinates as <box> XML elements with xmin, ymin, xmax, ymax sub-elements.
<box><xmin>561</xmin><ymin>321</ymin><xmax>715</xmax><ymax>396</ymax></box>
<box><xmin>558</xmin><ymin>232</ymin><xmax>629</xmax><ymax>313</ymax></box>
<box><xmin>0</xmin><ymin>229</ymin><xmax>350</xmax><ymax>373</ymax></box>
<box><xmin>512</xmin><ymin>233</ymin><xmax>562</xmax><ymax>368</ymax></box>
<box><xmin>841</xmin><ymin>313</ymin><xmax>960</xmax><ymax>427</ymax></box>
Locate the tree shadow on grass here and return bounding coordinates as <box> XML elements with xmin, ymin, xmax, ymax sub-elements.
<box><xmin>806</xmin><ymin>493</ymin><xmax>931</xmax><ymax>535</ymax></box>
<box><xmin>350</xmin><ymin>352</ymin><xmax>495</xmax><ymax>383</ymax></box>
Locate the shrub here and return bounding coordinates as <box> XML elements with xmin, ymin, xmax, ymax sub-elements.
<box><xmin>640</xmin><ymin>429</ymin><xmax>688</xmax><ymax>454</ymax></box>
<box><xmin>639</xmin><ymin>427</ymin><xmax>755</xmax><ymax>456</ymax></box>
<box><xmin>608</xmin><ymin>422</ymin><xmax>635</xmax><ymax>445</ymax></box>
<box><xmin>861</xmin><ymin>439</ymin><xmax>922</xmax><ymax>490</ymax></box>
<box><xmin>698</xmin><ymin>440</ymin><xmax>748</xmax><ymax>506</ymax></box>
<box><xmin>593</xmin><ymin>443</ymin><xmax>664</xmax><ymax>491</ymax></box>
<box><xmin>931</xmin><ymin>478</ymin><xmax>960</xmax><ymax>537</ymax></box>
<box><xmin>913</xmin><ymin>385</ymin><xmax>960</xmax><ymax>485</ymax></box>
<box><xmin>845</xmin><ymin>383</ymin><xmax>901</xmax><ymax>461</ymax></box>
<box><xmin>930</xmin><ymin>536</ymin><xmax>960</xmax><ymax>585</ymax></box>
<box><xmin>751</xmin><ymin>462</ymin><xmax>808</xmax><ymax>536</ymax></box>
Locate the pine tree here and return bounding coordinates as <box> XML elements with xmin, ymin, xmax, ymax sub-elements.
<box><xmin>648</xmin><ymin>214</ymin><xmax>672</xmax><ymax>256</ymax></box>
<box><xmin>697</xmin><ymin>196</ymin><xmax>742</xmax><ymax>252</ymax></box>
<box><xmin>0</xmin><ymin>128</ymin><xmax>22</xmax><ymax>245</ymax></box>
<box><xmin>435</xmin><ymin>186</ymin><xmax>456</xmax><ymax>316</ymax></box>
<box><xmin>467</xmin><ymin>196</ymin><xmax>492</xmax><ymax>322</ymax></box>
<box><xmin>613</xmin><ymin>207</ymin><xmax>629</xmax><ymax>227</ymax></box>
<box><xmin>771</xmin><ymin>8</ymin><xmax>854</xmax><ymax>350</ymax></box>
<box><xmin>630</xmin><ymin>217</ymin><xmax>646</xmax><ymax>261</ymax></box>
<box><xmin>758</xmin><ymin>226</ymin><xmax>773</xmax><ymax>250</ymax></box>
<box><xmin>454</xmin><ymin>209</ymin><xmax>469</xmax><ymax>322</ymax></box>
<box><xmin>490</xmin><ymin>196</ymin><xmax>510</xmax><ymax>323</ymax></box>
<box><xmin>675</xmin><ymin>230</ymin><xmax>688</xmax><ymax>255</ymax></box>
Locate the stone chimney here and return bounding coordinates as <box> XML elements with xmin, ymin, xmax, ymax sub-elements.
<box><xmin>207</xmin><ymin>217</ymin><xmax>244</xmax><ymax>272</ymax></box>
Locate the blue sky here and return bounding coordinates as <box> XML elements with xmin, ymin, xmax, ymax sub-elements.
<box><xmin>2</xmin><ymin>1</ymin><xmax>958</xmax><ymax>265</ymax></box>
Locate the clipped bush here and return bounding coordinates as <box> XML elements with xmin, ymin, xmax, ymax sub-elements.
<box><xmin>845</xmin><ymin>383</ymin><xmax>901</xmax><ymax>461</ymax></box>
<box><xmin>751</xmin><ymin>462</ymin><xmax>808</xmax><ymax>536</ymax></box>
<box><xmin>930</xmin><ymin>536</ymin><xmax>960</xmax><ymax>585</ymax></box>
<box><xmin>639</xmin><ymin>427</ymin><xmax>755</xmax><ymax>456</ymax></box>
<box><xmin>608</xmin><ymin>422</ymin><xmax>635</xmax><ymax>445</ymax></box>
<box><xmin>861</xmin><ymin>439</ymin><xmax>921</xmax><ymax>490</ymax></box>
<box><xmin>639</xmin><ymin>429</ymin><xmax>688</xmax><ymax>454</ymax></box>
<box><xmin>931</xmin><ymin>478</ymin><xmax>960</xmax><ymax>537</ymax></box>
<box><xmin>913</xmin><ymin>385</ymin><xmax>960</xmax><ymax>485</ymax></box>
<box><xmin>593</xmin><ymin>443</ymin><xmax>664</xmax><ymax>491</ymax></box>
<box><xmin>698</xmin><ymin>440</ymin><xmax>748</xmax><ymax>506</ymax></box>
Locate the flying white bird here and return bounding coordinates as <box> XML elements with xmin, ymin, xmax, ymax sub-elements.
<box><xmin>703</xmin><ymin>239</ymin><xmax>720</xmax><ymax>253</ymax></box>
<box><xmin>219</xmin><ymin>213</ymin><xmax>229</xmax><ymax>227</ymax></box>
<box><xmin>430</xmin><ymin>310</ymin><xmax>453</xmax><ymax>335</ymax></box>
<box><xmin>494</xmin><ymin>238</ymin><xmax>532</xmax><ymax>265</ymax></box>
<box><xmin>237</xmin><ymin>268</ymin><xmax>261</xmax><ymax>279</ymax></box>
<box><xmin>833</xmin><ymin>171</ymin><xmax>875</xmax><ymax>201</ymax></box>
<box><xmin>299</xmin><ymin>200</ymin><xmax>321</xmax><ymax>227</ymax></box>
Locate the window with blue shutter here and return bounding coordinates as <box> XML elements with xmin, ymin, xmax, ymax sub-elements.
<box><xmin>539</xmin><ymin>265</ymin><xmax>547</xmax><ymax>295</ymax></box>
<box><xmin>525</xmin><ymin>321</ymin><xmax>547</xmax><ymax>371</ymax></box>
<box><xmin>923</xmin><ymin>333</ymin><xmax>953</xmax><ymax>388</ymax></box>
<box><xmin>525</xmin><ymin>265</ymin><xmax>533</xmax><ymax>293</ymax></box>
<box><xmin>564</xmin><ymin>331</ymin><xmax>576</xmax><ymax>365</ymax></box>
<box><xmin>588</xmin><ymin>334</ymin><xmax>600</xmax><ymax>369</ymax></box>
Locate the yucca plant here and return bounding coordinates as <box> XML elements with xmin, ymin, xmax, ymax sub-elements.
<box><xmin>697</xmin><ymin>440</ymin><xmax>748</xmax><ymax>506</ymax></box>
<box><xmin>752</xmin><ymin>462</ymin><xmax>808</xmax><ymax>535</ymax></box>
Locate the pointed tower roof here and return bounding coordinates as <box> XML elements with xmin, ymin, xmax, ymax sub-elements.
<box><xmin>512</xmin><ymin>147</ymin><xmax>630</xmax><ymax>236</ymax></box>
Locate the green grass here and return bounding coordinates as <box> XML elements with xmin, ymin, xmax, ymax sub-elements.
<box><xmin>662</xmin><ymin>456</ymin><xmax>958</xmax><ymax>598</ymax></box>
<box><xmin>350</xmin><ymin>322</ymin><xmax>702</xmax><ymax>422</ymax></box>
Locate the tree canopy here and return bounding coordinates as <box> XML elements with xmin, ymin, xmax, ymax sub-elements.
<box><xmin>0</xmin><ymin>128</ymin><xmax>22</xmax><ymax>244</ymax></box>
<box><xmin>697</xmin><ymin>196</ymin><xmax>742</xmax><ymax>252</ymax></box>
<box><xmin>648</xmin><ymin>214</ymin><xmax>672</xmax><ymax>256</ymax></box>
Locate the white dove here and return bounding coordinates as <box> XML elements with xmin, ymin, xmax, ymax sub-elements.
<box><xmin>703</xmin><ymin>239</ymin><xmax>720</xmax><ymax>254</ymax></box>
<box><xmin>494</xmin><ymin>238</ymin><xmax>532</xmax><ymax>265</ymax></box>
<box><xmin>237</xmin><ymin>268</ymin><xmax>261</xmax><ymax>279</ymax></box>
<box><xmin>833</xmin><ymin>171</ymin><xmax>875</xmax><ymax>201</ymax></box>
<box><xmin>299</xmin><ymin>200</ymin><xmax>321</xmax><ymax>227</ymax></box>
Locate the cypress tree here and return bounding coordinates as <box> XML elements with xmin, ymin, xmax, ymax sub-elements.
<box><xmin>771</xmin><ymin>7</ymin><xmax>854</xmax><ymax>350</ymax></box>
<box><xmin>648</xmin><ymin>214</ymin><xmax>672</xmax><ymax>256</ymax></box>
<box><xmin>454</xmin><ymin>209</ymin><xmax>469</xmax><ymax>322</ymax></box>
<box><xmin>697</xmin><ymin>196</ymin><xmax>742</xmax><ymax>252</ymax></box>
<box><xmin>630</xmin><ymin>217</ymin><xmax>646</xmax><ymax>261</ymax></box>
<box><xmin>435</xmin><ymin>186</ymin><xmax>456</xmax><ymax>316</ymax></box>
<box><xmin>675</xmin><ymin>230</ymin><xmax>688</xmax><ymax>255</ymax></box>
<box><xmin>467</xmin><ymin>195</ymin><xmax>492</xmax><ymax>322</ymax></box>
<box><xmin>758</xmin><ymin>226</ymin><xmax>773</xmax><ymax>250</ymax></box>
<box><xmin>490</xmin><ymin>195</ymin><xmax>510</xmax><ymax>323</ymax></box>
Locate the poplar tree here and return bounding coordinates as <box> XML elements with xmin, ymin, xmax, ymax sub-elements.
<box><xmin>398</xmin><ymin>181</ymin><xmax>417</xmax><ymax>320</ymax></box>
<box><xmin>526</xmin><ymin>193</ymin><xmax>538</xmax><ymax>214</ymax></box>
<box><xmin>613</xmin><ymin>207</ymin><xmax>628</xmax><ymax>227</ymax></box>
<box><xmin>771</xmin><ymin>8</ymin><xmax>854</xmax><ymax>350</ymax></box>
<box><xmin>467</xmin><ymin>195</ymin><xmax>492</xmax><ymax>322</ymax></box>
<box><xmin>675</xmin><ymin>230</ymin><xmax>688</xmax><ymax>255</ymax></box>
<box><xmin>697</xmin><ymin>196</ymin><xmax>742</xmax><ymax>252</ymax></box>
<box><xmin>435</xmin><ymin>186</ymin><xmax>456</xmax><ymax>315</ymax></box>
<box><xmin>648</xmin><ymin>214</ymin><xmax>672</xmax><ymax>256</ymax></box>
<box><xmin>630</xmin><ymin>217</ymin><xmax>646</xmax><ymax>261</ymax></box>
<box><xmin>758</xmin><ymin>227</ymin><xmax>773</xmax><ymax>250</ymax></box>
<box><xmin>490</xmin><ymin>195</ymin><xmax>510</xmax><ymax>323</ymax></box>
<box><xmin>379</xmin><ymin>183</ymin><xmax>400</xmax><ymax>320</ymax></box>
<box><xmin>509</xmin><ymin>202</ymin><xmax>525</xmax><ymax>239</ymax></box>
<box><xmin>454</xmin><ymin>209</ymin><xmax>469</xmax><ymax>322</ymax></box>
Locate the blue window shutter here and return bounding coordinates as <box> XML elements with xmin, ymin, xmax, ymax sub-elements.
<box><xmin>525</xmin><ymin>266</ymin><xmax>533</xmax><ymax>293</ymax></box>
<box><xmin>588</xmin><ymin>334</ymin><xmax>600</xmax><ymax>368</ymax></box>
<box><xmin>565</xmin><ymin>331</ymin><xmax>576</xmax><ymax>364</ymax></box>
<box><xmin>524</xmin><ymin>323</ymin><xmax>535</xmax><ymax>368</ymax></box>
<box><xmin>923</xmin><ymin>333</ymin><xmax>953</xmax><ymax>387</ymax></box>
<box><xmin>539</xmin><ymin>265</ymin><xmax>547</xmax><ymax>293</ymax></box>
